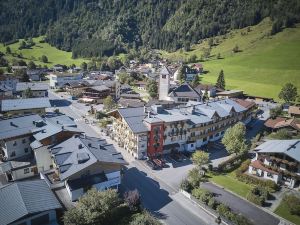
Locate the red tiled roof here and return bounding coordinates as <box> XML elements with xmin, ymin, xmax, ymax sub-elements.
<box><xmin>264</xmin><ymin>117</ymin><xmax>300</xmax><ymax>131</ymax></box>
<box><xmin>234</xmin><ymin>99</ymin><xmax>256</xmax><ymax>109</ymax></box>
<box><xmin>250</xmin><ymin>160</ymin><xmax>279</xmax><ymax>174</ymax></box>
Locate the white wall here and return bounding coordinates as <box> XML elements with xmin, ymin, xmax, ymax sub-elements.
<box><xmin>34</xmin><ymin>148</ymin><xmax>53</xmax><ymax>172</ymax></box>
<box><xmin>4</xmin><ymin>136</ymin><xmax>32</xmax><ymax>160</ymax></box>
<box><xmin>11</xmin><ymin>165</ymin><xmax>36</xmax><ymax>181</ymax></box>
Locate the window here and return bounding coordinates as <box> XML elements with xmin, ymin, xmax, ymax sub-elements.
<box><xmin>24</xmin><ymin>148</ymin><xmax>29</xmax><ymax>153</ymax></box>
<box><xmin>267</xmin><ymin>173</ymin><xmax>273</xmax><ymax>178</ymax></box>
<box><xmin>24</xmin><ymin>168</ymin><xmax>29</xmax><ymax>174</ymax></box>
<box><xmin>162</xmin><ymin>75</ymin><xmax>166</xmax><ymax>79</ymax></box>
<box><xmin>10</xmin><ymin>151</ymin><xmax>16</xmax><ymax>157</ymax></box>
<box><xmin>31</xmin><ymin>214</ymin><xmax>50</xmax><ymax>225</ymax></box>
<box><xmin>203</xmin><ymin>137</ymin><xmax>207</xmax><ymax>142</ymax></box>
<box><xmin>191</xmin><ymin>144</ymin><xmax>194</xmax><ymax>147</ymax></box>
<box><xmin>22</xmin><ymin>139</ymin><xmax>26</xmax><ymax>144</ymax></box>
<box><xmin>209</xmin><ymin>135</ymin><xmax>213</xmax><ymax>139</ymax></box>
<box><xmin>13</xmin><ymin>141</ymin><xmax>17</xmax><ymax>146</ymax></box>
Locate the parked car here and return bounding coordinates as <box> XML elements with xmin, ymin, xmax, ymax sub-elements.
<box><xmin>146</xmin><ymin>160</ymin><xmax>158</xmax><ymax>170</ymax></box>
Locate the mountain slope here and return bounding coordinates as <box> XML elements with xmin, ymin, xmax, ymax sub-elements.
<box><xmin>162</xmin><ymin>18</ymin><xmax>300</xmax><ymax>100</ymax></box>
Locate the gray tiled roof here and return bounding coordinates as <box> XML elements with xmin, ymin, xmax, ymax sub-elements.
<box><xmin>50</xmin><ymin>135</ymin><xmax>126</xmax><ymax>180</ymax></box>
<box><xmin>255</xmin><ymin>139</ymin><xmax>300</xmax><ymax>162</ymax></box>
<box><xmin>16</xmin><ymin>82</ymin><xmax>49</xmax><ymax>91</ymax></box>
<box><xmin>1</xmin><ymin>98</ymin><xmax>51</xmax><ymax>111</ymax></box>
<box><xmin>118</xmin><ymin>107</ymin><xmax>148</xmax><ymax>133</ymax></box>
<box><xmin>168</xmin><ymin>83</ymin><xmax>201</xmax><ymax>98</ymax></box>
<box><xmin>0</xmin><ymin>114</ymin><xmax>42</xmax><ymax>140</ymax></box>
<box><xmin>0</xmin><ymin>180</ymin><xmax>61</xmax><ymax>225</ymax></box>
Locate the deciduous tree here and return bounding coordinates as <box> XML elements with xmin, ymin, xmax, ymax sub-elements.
<box><xmin>191</xmin><ymin>151</ymin><xmax>209</xmax><ymax>169</ymax></box>
<box><xmin>278</xmin><ymin>83</ymin><xmax>298</xmax><ymax>103</ymax></box>
<box><xmin>103</xmin><ymin>96</ymin><xmax>117</xmax><ymax>112</ymax></box>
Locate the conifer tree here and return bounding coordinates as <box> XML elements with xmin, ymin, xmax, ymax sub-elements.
<box><xmin>216</xmin><ymin>70</ymin><xmax>225</xmax><ymax>90</ymax></box>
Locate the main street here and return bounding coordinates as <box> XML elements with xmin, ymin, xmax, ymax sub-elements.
<box><xmin>47</xmin><ymin>91</ymin><xmax>220</xmax><ymax>225</ymax></box>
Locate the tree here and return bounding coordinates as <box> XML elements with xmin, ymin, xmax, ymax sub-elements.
<box><xmin>146</xmin><ymin>80</ymin><xmax>158</xmax><ymax>98</ymax></box>
<box><xmin>27</xmin><ymin>61</ymin><xmax>36</xmax><ymax>70</ymax></box>
<box><xmin>216</xmin><ymin>70</ymin><xmax>225</xmax><ymax>90</ymax></box>
<box><xmin>208</xmin><ymin>38</ymin><xmax>214</xmax><ymax>47</ymax></box>
<box><xmin>184</xmin><ymin>41</ymin><xmax>190</xmax><ymax>51</ymax></box>
<box><xmin>269</xmin><ymin>105</ymin><xmax>282</xmax><ymax>118</ymax></box>
<box><xmin>6</xmin><ymin>46</ymin><xmax>11</xmax><ymax>54</ymax></box>
<box><xmin>222</xmin><ymin>122</ymin><xmax>248</xmax><ymax>155</ymax></box>
<box><xmin>0</xmin><ymin>68</ymin><xmax>4</xmax><ymax>75</ymax></box>
<box><xmin>124</xmin><ymin>189</ymin><xmax>141</xmax><ymax>212</ymax></box>
<box><xmin>81</xmin><ymin>62</ymin><xmax>87</xmax><ymax>71</ymax></box>
<box><xmin>14</xmin><ymin>69</ymin><xmax>29</xmax><ymax>82</ymax></box>
<box><xmin>64</xmin><ymin>189</ymin><xmax>122</xmax><ymax>225</ymax></box>
<box><xmin>187</xmin><ymin>167</ymin><xmax>206</xmax><ymax>188</ymax></box>
<box><xmin>191</xmin><ymin>151</ymin><xmax>209</xmax><ymax>169</ymax></box>
<box><xmin>177</xmin><ymin>65</ymin><xmax>186</xmax><ymax>84</ymax></box>
<box><xmin>23</xmin><ymin>88</ymin><xmax>33</xmax><ymax>98</ymax></box>
<box><xmin>19</xmin><ymin>40</ymin><xmax>26</xmax><ymax>49</ymax></box>
<box><xmin>232</xmin><ymin>44</ymin><xmax>239</xmax><ymax>53</ymax></box>
<box><xmin>217</xmin><ymin>53</ymin><xmax>221</xmax><ymax>59</ymax></box>
<box><xmin>191</xmin><ymin>76</ymin><xmax>200</xmax><ymax>88</ymax></box>
<box><xmin>202</xmin><ymin>89</ymin><xmax>209</xmax><ymax>102</ymax></box>
<box><xmin>189</xmin><ymin>54</ymin><xmax>197</xmax><ymax>63</ymax></box>
<box><xmin>103</xmin><ymin>96</ymin><xmax>117</xmax><ymax>112</ymax></box>
<box><xmin>41</xmin><ymin>55</ymin><xmax>48</xmax><ymax>63</ymax></box>
<box><xmin>129</xmin><ymin>211</ymin><xmax>162</xmax><ymax>225</ymax></box>
<box><xmin>278</xmin><ymin>83</ymin><xmax>298</xmax><ymax>103</ymax></box>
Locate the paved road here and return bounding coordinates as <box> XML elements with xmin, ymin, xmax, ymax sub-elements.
<box><xmin>48</xmin><ymin>91</ymin><xmax>219</xmax><ymax>225</ymax></box>
<box><xmin>201</xmin><ymin>183</ymin><xmax>280</xmax><ymax>225</ymax></box>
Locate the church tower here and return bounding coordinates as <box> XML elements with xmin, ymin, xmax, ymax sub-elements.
<box><xmin>158</xmin><ymin>66</ymin><xmax>171</xmax><ymax>101</ymax></box>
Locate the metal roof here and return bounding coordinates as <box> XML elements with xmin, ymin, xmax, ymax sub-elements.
<box><xmin>255</xmin><ymin>139</ymin><xmax>300</xmax><ymax>162</ymax></box>
<box><xmin>16</xmin><ymin>82</ymin><xmax>49</xmax><ymax>91</ymax></box>
<box><xmin>0</xmin><ymin>114</ymin><xmax>42</xmax><ymax>140</ymax></box>
<box><xmin>1</xmin><ymin>98</ymin><xmax>51</xmax><ymax>111</ymax></box>
<box><xmin>50</xmin><ymin>135</ymin><xmax>126</xmax><ymax>180</ymax></box>
<box><xmin>0</xmin><ymin>180</ymin><xmax>61</xmax><ymax>225</ymax></box>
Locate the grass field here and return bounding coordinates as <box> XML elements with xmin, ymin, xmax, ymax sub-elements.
<box><xmin>0</xmin><ymin>36</ymin><xmax>89</xmax><ymax>67</ymax></box>
<box><xmin>161</xmin><ymin>18</ymin><xmax>300</xmax><ymax>100</ymax></box>
<box><xmin>275</xmin><ymin>201</ymin><xmax>300</xmax><ymax>225</ymax></box>
<box><xmin>208</xmin><ymin>172</ymin><xmax>252</xmax><ymax>198</ymax></box>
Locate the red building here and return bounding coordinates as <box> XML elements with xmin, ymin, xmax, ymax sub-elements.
<box><xmin>144</xmin><ymin>117</ymin><xmax>164</xmax><ymax>158</ymax></box>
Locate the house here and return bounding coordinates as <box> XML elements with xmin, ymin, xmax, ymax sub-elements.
<box><xmin>192</xmin><ymin>63</ymin><xmax>204</xmax><ymax>73</ymax></box>
<box><xmin>194</xmin><ymin>84</ymin><xmax>216</xmax><ymax>98</ymax></box>
<box><xmin>27</xmin><ymin>69</ymin><xmax>46</xmax><ymax>81</ymax></box>
<box><xmin>87</xmin><ymin>80</ymin><xmax>121</xmax><ymax>100</ymax></box>
<box><xmin>135</xmin><ymin>81</ymin><xmax>147</xmax><ymax>91</ymax></box>
<box><xmin>0</xmin><ymin>84</ymin><xmax>13</xmax><ymax>99</ymax></box>
<box><xmin>80</xmin><ymin>85</ymin><xmax>110</xmax><ymax>103</ymax></box>
<box><xmin>120</xmin><ymin>92</ymin><xmax>141</xmax><ymax>100</ymax></box>
<box><xmin>288</xmin><ymin>106</ymin><xmax>300</xmax><ymax>118</ymax></box>
<box><xmin>264</xmin><ymin>117</ymin><xmax>300</xmax><ymax>133</ymax></box>
<box><xmin>0</xmin><ymin>114</ymin><xmax>81</xmax><ymax>182</ymax></box>
<box><xmin>233</xmin><ymin>99</ymin><xmax>257</xmax><ymax>124</ymax></box>
<box><xmin>49</xmin><ymin>73</ymin><xmax>83</xmax><ymax>89</ymax></box>
<box><xmin>109</xmin><ymin>98</ymin><xmax>247</xmax><ymax>159</ymax></box>
<box><xmin>0</xmin><ymin>98</ymin><xmax>51</xmax><ymax>116</ymax></box>
<box><xmin>159</xmin><ymin>66</ymin><xmax>202</xmax><ymax>103</ymax></box>
<box><xmin>249</xmin><ymin>139</ymin><xmax>300</xmax><ymax>188</ymax></box>
<box><xmin>0</xmin><ymin>179</ymin><xmax>61</xmax><ymax>225</ymax></box>
<box><xmin>118</xmin><ymin>98</ymin><xmax>145</xmax><ymax>108</ymax></box>
<box><xmin>41</xmin><ymin>135</ymin><xmax>126</xmax><ymax>201</ymax></box>
<box><xmin>16</xmin><ymin>82</ymin><xmax>49</xmax><ymax>98</ymax></box>
<box><xmin>0</xmin><ymin>75</ymin><xmax>18</xmax><ymax>92</ymax></box>
<box><xmin>216</xmin><ymin>90</ymin><xmax>244</xmax><ymax>98</ymax></box>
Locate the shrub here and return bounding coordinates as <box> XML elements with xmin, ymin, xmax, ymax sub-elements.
<box><xmin>232</xmin><ymin>214</ymin><xmax>253</xmax><ymax>225</ymax></box>
<box><xmin>191</xmin><ymin>188</ymin><xmax>213</xmax><ymax>205</ymax></box>
<box><xmin>246</xmin><ymin>192</ymin><xmax>264</xmax><ymax>206</ymax></box>
<box><xmin>187</xmin><ymin>168</ymin><xmax>205</xmax><ymax>188</ymax></box>
<box><xmin>218</xmin><ymin>154</ymin><xmax>247</xmax><ymax>172</ymax></box>
<box><xmin>216</xmin><ymin>203</ymin><xmax>231</xmax><ymax>218</ymax></box>
<box><xmin>246</xmin><ymin>185</ymin><xmax>270</xmax><ymax>206</ymax></box>
<box><xmin>180</xmin><ymin>179</ymin><xmax>191</xmax><ymax>192</ymax></box>
<box><xmin>208</xmin><ymin>198</ymin><xmax>219</xmax><ymax>210</ymax></box>
<box><xmin>124</xmin><ymin>189</ymin><xmax>141</xmax><ymax>212</ymax></box>
<box><xmin>283</xmin><ymin>194</ymin><xmax>300</xmax><ymax>216</ymax></box>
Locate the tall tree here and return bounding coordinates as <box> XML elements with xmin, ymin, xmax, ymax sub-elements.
<box><xmin>146</xmin><ymin>80</ymin><xmax>158</xmax><ymax>98</ymax></box>
<box><xmin>81</xmin><ymin>62</ymin><xmax>87</xmax><ymax>71</ymax></box>
<box><xmin>191</xmin><ymin>151</ymin><xmax>209</xmax><ymax>169</ymax></box>
<box><xmin>103</xmin><ymin>96</ymin><xmax>117</xmax><ymax>112</ymax></box>
<box><xmin>216</xmin><ymin>70</ymin><xmax>225</xmax><ymax>90</ymax></box>
<box><xmin>278</xmin><ymin>83</ymin><xmax>298</xmax><ymax>103</ymax></box>
<box><xmin>41</xmin><ymin>55</ymin><xmax>48</xmax><ymax>63</ymax></box>
<box><xmin>27</xmin><ymin>61</ymin><xmax>36</xmax><ymax>70</ymax></box>
<box><xmin>222</xmin><ymin>122</ymin><xmax>248</xmax><ymax>155</ymax></box>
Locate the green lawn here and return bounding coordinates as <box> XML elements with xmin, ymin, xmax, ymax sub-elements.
<box><xmin>208</xmin><ymin>172</ymin><xmax>252</xmax><ymax>198</ymax></box>
<box><xmin>275</xmin><ymin>201</ymin><xmax>300</xmax><ymax>225</ymax></box>
<box><xmin>162</xmin><ymin>18</ymin><xmax>300</xmax><ymax>101</ymax></box>
<box><xmin>0</xmin><ymin>36</ymin><xmax>89</xmax><ymax>67</ymax></box>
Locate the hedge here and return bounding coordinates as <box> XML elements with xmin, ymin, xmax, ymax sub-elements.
<box><xmin>217</xmin><ymin>153</ymin><xmax>248</xmax><ymax>172</ymax></box>
<box><xmin>246</xmin><ymin>192</ymin><xmax>265</xmax><ymax>206</ymax></box>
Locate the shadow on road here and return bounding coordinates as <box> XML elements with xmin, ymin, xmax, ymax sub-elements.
<box><xmin>120</xmin><ymin>167</ymin><xmax>171</xmax><ymax>220</ymax></box>
<box><xmin>50</xmin><ymin>99</ymin><xmax>72</xmax><ymax>107</ymax></box>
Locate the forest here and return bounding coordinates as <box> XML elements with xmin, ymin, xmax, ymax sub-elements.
<box><xmin>0</xmin><ymin>0</ymin><xmax>299</xmax><ymax>58</ymax></box>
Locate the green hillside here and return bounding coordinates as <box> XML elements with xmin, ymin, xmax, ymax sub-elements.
<box><xmin>0</xmin><ymin>36</ymin><xmax>88</xmax><ymax>67</ymax></box>
<box><xmin>162</xmin><ymin>18</ymin><xmax>300</xmax><ymax>100</ymax></box>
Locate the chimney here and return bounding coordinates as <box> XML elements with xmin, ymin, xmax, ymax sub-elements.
<box><xmin>148</xmin><ymin>111</ymin><xmax>151</xmax><ymax>118</ymax></box>
<box><xmin>88</xmin><ymin>143</ymin><xmax>92</xmax><ymax>147</ymax></box>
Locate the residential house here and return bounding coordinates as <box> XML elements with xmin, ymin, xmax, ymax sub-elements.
<box><xmin>264</xmin><ymin>117</ymin><xmax>300</xmax><ymax>134</ymax></box>
<box><xmin>27</xmin><ymin>69</ymin><xmax>46</xmax><ymax>81</ymax></box>
<box><xmin>110</xmin><ymin>98</ymin><xmax>247</xmax><ymax>159</ymax></box>
<box><xmin>41</xmin><ymin>135</ymin><xmax>126</xmax><ymax>201</ymax></box>
<box><xmin>135</xmin><ymin>81</ymin><xmax>147</xmax><ymax>91</ymax></box>
<box><xmin>249</xmin><ymin>140</ymin><xmax>300</xmax><ymax>188</ymax></box>
<box><xmin>0</xmin><ymin>180</ymin><xmax>61</xmax><ymax>225</ymax></box>
<box><xmin>0</xmin><ymin>84</ymin><xmax>13</xmax><ymax>99</ymax></box>
<box><xmin>81</xmin><ymin>85</ymin><xmax>110</xmax><ymax>103</ymax></box>
<box><xmin>0</xmin><ymin>98</ymin><xmax>51</xmax><ymax>116</ymax></box>
<box><xmin>49</xmin><ymin>73</ymin><xmax>83</xmax><ymax>89</ymax></box>
<box><xmin>194</xmin><ymin>84</ymin><xmax>217</xmax><ymax>98</ymax></box>
<box><xmin>87</xmin><ymin>80</ymin><xmax>121</xmax><ymax>100</ymax></box>
<box><xmin>118</xmin><ymin>98</ymin><xmax>145</xmax><ymax>108</ymax></box>
<box><xmin>16</xmin><ymin>82</ymin><xmax>49</xmax><ymax>98</ymax></box>
<box><xmin>288</xmin><ymin>106</ymin><xmax>300</xmax><ymax>118</ymax></box>
<box><xmin>233</xmin><ymin>99</ymin><xmax>257</xmax><ymax>124</ymax></box>
<box><xmin>0</xmin><ymin>75</ymin><xmax>18</xmax><ymax>92</ymax></box>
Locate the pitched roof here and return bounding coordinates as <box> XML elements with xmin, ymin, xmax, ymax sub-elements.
<box><xmin>50</xmin><ymin>135</ymin><xmax>126</xmax><ymax>180</ymax></box>
<box><xmin>250</xmin><ymin>160</ymin><xmax>279</xmax><ymax>175</ymax></box>
<box><xmin>1</xmin><ymin>98</ymin><xmax>51</xmax><ymax>111</ymax></box>
<box><xmin>16</xmin><ymin>82</ymin><xmax>49</xmax><ymax>91</ymax></box>
<box><xmin>90</xmin><ymin>85</ymin><xmax>110</xmax><ymax>92</ymax></box>
<box><xmin>288</xmin><ymin>106</ymin><xmax>300</xmax><ymax>115</ymax></box>
<box><xmin>160</xmin><ymin>66</ymin><xmax>171</xmax><ymax>75</ymax></box>
<box><xmin>0</xmin><ymin>114</ymin><xmax>42</xmax><ymax>140</ymax></box>
<box><xmin>233</xmin><ymin>99</ymin><xmax>256</xmax><ymax>109</ymax></box>
<box><xmin>264</xmin><ymin>117</ymin><xmax>300</xmax><ymax>131</ymax></box>
<box><xmin>255</xmin><ymin>139</ymin><xmax>300</xmax><ymax>162</ymax></box>
<box><xmin>118</xmin><ymin>107</ymin><xmax>148</xmax><ymax>133</ymax></box>
<box><xmin>168</xmin><ymin>83</ymin><xmax>201</xmax><ymax>98</ymax></box>
<box><xmin>0</xmin><ymin>180</ymin><xmax>61</xmax><ymax>225</ymax></box>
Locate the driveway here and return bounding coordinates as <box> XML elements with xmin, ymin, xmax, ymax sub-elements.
<box><xmin>201</xmin><ymin>183</ymin><xmax>280</xmax><ymax>225</ymax></box>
